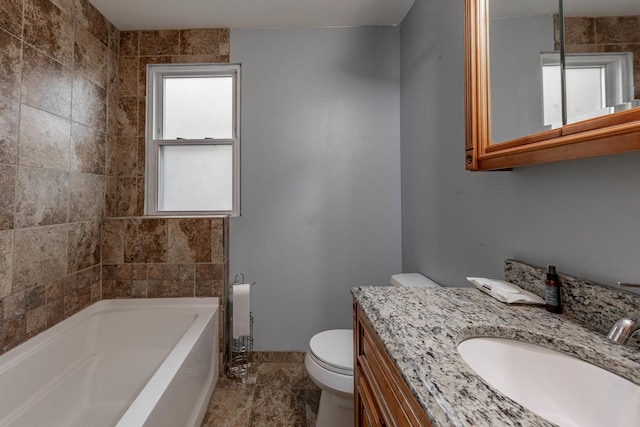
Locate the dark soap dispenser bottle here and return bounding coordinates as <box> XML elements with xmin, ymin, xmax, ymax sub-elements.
<box><xmin>545</xmin><ymin>265</ymin><xmax>562</xmax><ymax>313</ymax></box>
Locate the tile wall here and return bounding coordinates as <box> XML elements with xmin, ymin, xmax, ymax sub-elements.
<box><xmin>558</xmin><ymin>15</ymin><xmax>640</xmax><ymax>98</ymax></box>
<box><xmin>0</xmin><ymin>1</ymin><xmax>232</xmax><ymax>358</ymax></box>
<box><xmin>0</xmin><ymin>0</ymin><xmax>116</xmax><ymax>353</ymax></box>
<box><xmin>103</xmin><ymin>28</ymin><xmax>231</xmax><ymax>364</ymax></box>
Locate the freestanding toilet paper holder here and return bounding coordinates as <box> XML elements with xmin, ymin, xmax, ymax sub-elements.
<box><xmin>227</xmin><ymin>273</ymin><xmax>255</xmax><ymax>382</ymax></box>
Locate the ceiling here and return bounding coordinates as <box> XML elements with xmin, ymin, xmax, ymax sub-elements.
<box><xmin>89</xmin><ymin>0</ymin><xmax>416</xmax><ymax>31</ymax></box>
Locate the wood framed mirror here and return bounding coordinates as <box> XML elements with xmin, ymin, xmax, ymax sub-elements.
<box><xmin>464</xmin><ymin>0</ymin><xmax>640</xmax><ymax>171</ymax></box>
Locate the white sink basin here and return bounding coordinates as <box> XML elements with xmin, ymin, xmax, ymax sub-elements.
<box><xmin>457</xmin><ymin>337</ymin><xmax>640</xmax><ymax>427</ymax></box>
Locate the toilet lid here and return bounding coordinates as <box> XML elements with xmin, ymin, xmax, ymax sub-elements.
<box><xmin>309</xmin><ymin>329</ymin><xmax>353</xmax><ymax>374</ymax></box>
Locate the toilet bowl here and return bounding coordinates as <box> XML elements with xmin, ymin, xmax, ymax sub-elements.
<box><xmin>305</xmin><ymin>273</ymin><xmax>441</xmax><ymax>427</ymax></box>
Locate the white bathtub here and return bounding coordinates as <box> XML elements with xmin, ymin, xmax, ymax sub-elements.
<box><xmin>0</xmin><ymin>298</ymin><xmax>219</xmax><ymax>427</ymax></box>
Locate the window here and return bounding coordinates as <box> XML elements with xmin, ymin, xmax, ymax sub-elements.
<box><xmin>146</xmin><ymin>64</ymin><xmax>240</xmax><ymax>216</ymax></box>
<box><xmin>542</xmin><ymin>52</ymin><xmax>633</xmax><ymax>127</ymax></box>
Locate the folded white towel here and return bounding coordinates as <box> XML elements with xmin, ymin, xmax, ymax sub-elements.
<box><xmin>467</xmin><ymin>277</ymin><xmax>545</xmax><ymax>305</ymax></box>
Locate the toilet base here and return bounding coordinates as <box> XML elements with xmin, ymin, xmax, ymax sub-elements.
<box><xmin>315</xmin><ymin>390</ymin><xmax>353</xmax><ymax>427</ymax></box>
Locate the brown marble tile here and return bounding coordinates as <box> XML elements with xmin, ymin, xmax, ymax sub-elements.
<box><xmin>13</xmin><ymin>225</ymin><xmax>67</xmax><ymax>292</ymax></box>
<box><xmin>46</xmin><ymin>297</ymin><xmax>64</xmax><ymax>326</ymax></box>
<box><xmin>72</xmin><ymin>74</ymin><xmax>107</xmax><ymax>131</ymax></box>
<box><xmin>15</xmin><ymin>167</ymin><xmax>69</xmax><ymax>228</ymax></box>
<box><xmin>219</xmin><ymin>29</ymin><xmax>230</xmax><ymax>56</ymax></box>
<box><xmin>49</xmin><ymin>0</ymin><xmax>74</xmax><ymax>16</ymax></box>
<box><xmin>212</xmin><ymin>219</ymin><xmax>226</xmax><ymax>264</ymax></box>
<box><xmin>112</xmin><ymin>136</ymin><xmax>137</xmax><ymax>177</ymax></box>
<box><xmin>248</xmin><ymin>387</ymin><xmax>306</xmax><ymax>427</ymax></box>
<box><xmin>163</xmin><ymin>280</ymin><xmax>194</xmax><ymax>297</ymax></box>
<box><xmin>24</xmin><ymin>0</ymin><xmax>74</xmax><ymax>67</ymax></box>
<box><xmin>69</xmin><ymin>172</ymin><xmax>104</xmax><ymax>222</ymax></box>
<box><xmin>46</xmin><ymin>278</ymin><xmax>63</xmax><ymax>300</ymax></box>
<box><xmin>305</xmin><ymin>389</ymin><xmax>321</xmax><ymax>426</ymax></box>
<box><xmin>21</xmin><ymin>44</ymin><xmax>73</xmax><ymax>118</ymax></box>
<box><xmin>195</xmin><ymin>279</ymin><xmax>214</xmax><ymax>297</ymax></box>
<box><xmin>3</xmin><ymin>315</ymin><xmax>26</xmax><ymax>352</ymax></box>
<box><xmin>2</xmin><ymin>289</ymin><xmax>24</xmax><ymax>321</ymax></box>
<box><xmin>202</xmin><ymin>377</ymin><xmax>255</xmax><ymax>427</ymax></box>
<box><xmin>107</xmin><ymin>92</ymin><xmax>118</xmax><ymax>136</ymax></box>
<box><xmin>162</xmin><ymin>263</ymin><xmax>180</xmax><ymax>280</ymax></box>
<box><xmin>0</xmin><ymin>230</ymin><xmax>13</xmax><ymax>298</ymax></box>
<box><xmin>18</xmin><ymin>104</ymin><xmax>71</xmax><ymax>170</ymax></box>
<box><xmin>105</xmin><ymin>133</ymin><xmax>117</xmax><ymax>175</ymax></box>
<box><xmin>303</xmin><ymin>366</ymin><xmax>320</xmax><ymax>391</ymax></box>
<box><xmin>179</xmin><ymin>29</ymin><xmax>221</xmax><ymax>55</ymax></box>
<box><xmin>132</xmin><ymin>263</ymin><xmax>147</xmax><ymax>279</ymax></box>
<box><xmin>107</xmin><ymin>21</ymin><xmax>119</xmax><ymax>54</ymax></box>
<box><xmin>25</xmin><ymin>305</ymin><xmax>46</xmax><ymax>336</ymax></box>
<box><xmin>70</xmin><ymin>122</ymin><xmax>106</xmax><ymax>174</ymax></box>
<box><xmin>107</xmin><ymin>50</ymin><xmax>118</xmax><ymax>96</ymax></box>
<box><xmin>136</xmin><ymin>137</ymin><xmax>145</xmax><ymax>177</ymax></box>
<box><xmin>148</xmin><ymin>264</ymin><xmax>162</xmax><ymax>280</ymax></box>
<box><xmin>147</xmin><ymin>279</ymin><xmax>164</xmax><ymax>298</ymax></box>
<box><xmin>25</xmin><ymin>285</ymin><xmax>45</xmax><ymax>310</ymax></box>
<box><xmin>91</xmin><ymin>281</ymin><xmax>101</xmax><ymax>302</ymax></box>
<box><xmin>140</xmin><ymin>30</ymin><xmax>180</xmax><ymax>56</ymax></box>
<box><xmin>116</xmin><ymin>177</ymin><xmax>137</xmax><ymax>216</ymax></box>
<box><xmin>124</xmin><ymin>218</ymin><xmax>167</xmax><ymax>263</ymax></box>
<box><xmin>101</xmin><ymin>220</ymin><xmax>123</xmax><ymax>263</ymax></box>
<box><xmin>177</xmin><ymin>55</ymin><xmax>221</xmax><ymax>64</ymax></box>
<box><xmin>0</xmin><ymin>165</ymin><xmax>15</xmax><ymax>230</ymax></box>
<box><xmin>118</xmin><ymin>56</ymin><xmax>138</xmax><ymax>97</ymax></box>
<box><xmin>104</xmin><ymin>176</ymin><xmax>117</xmax><ymax>216</ymax></box>
<box><xmin>0</xmin><ymin>28</ymin><xmax>22</xmax><ymax>101</ymax></box>
<box><xmin>564</xmin><ymin>17</ymin><xmax>595</xmax><ymax>46</ymax></box>
<box><xmin>564</xmin><ymin>44</ymin><xmax>605</xmax><ymax>54</ymax></box>
<box><xmin>115</xmin><ymin>97</ymin><xmax>138</xmax><ymax>136</ymax></box>
<box><xmin>137</xmin><ymin>97</ymin><xmax>146</xmax><ymax>137</ymax></box>
<box><xmin>167</xmin><ymin>219</ymin><xmax>212</xmax><ymax>263</ymax></box>
<box><xmin>0</xmin><ymin>0</ymin><xmax>23</xmax><ymax>37</ymax></box>
<box><xmin>253</xmin><ymin>351</ymin><xmax>306</xmax><ymax>365</ymax></box>
<box><xmin>595</xmin><ymin>16</ymin><xmax>640</xmax><ymax>45</ymax></box>
<box><xmin>74</xmin><ymin>0</ymin><xmax>108</xmax><ymax>45</ymax></box>
<box><xmin>135</xmin><ymin>176</ymin><xmax>145</xmax><ymax>216</ymax></box>
<box><xmin>64</xmin><ymin>286</ymin><xmax>90</xmax><ymax>315</ymax></box>
<box><xmin>256</xmin><ymin>363</ymin><xmax>304</xmax><ymax>390</ymax></box>
<box><xmin>74</xmin><ymin>26</ymin><xmax>108</xmax><ymax>89</ymax></box>
<box><xmin>119</xmin><ymin>31</ymin><xmax>139</xmax><ymax>56</ymax></box>
<box><xmin>0</xmin><ymin>95</ymin><xmax>19</xmax><ymax>164</ymax></box>
<box><xmin>131</xmin><ymin>279</ymin><xmax>147</xmax><ymax>297</ymax></box>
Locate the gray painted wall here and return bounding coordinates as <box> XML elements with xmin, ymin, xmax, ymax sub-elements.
<box><xmin>400</xmin><ymin>0</ymin><xmax>640</xmax><ymax>291</ymax></box>
<box><xmin>490</xmin><ymin>15</ymin><xmax>555</xmax><ymax>143</ymax></box>
<box><xmin>230</xmin><ymin>28</ymin><xmax>402</xmax><ymax>351</ymax></box>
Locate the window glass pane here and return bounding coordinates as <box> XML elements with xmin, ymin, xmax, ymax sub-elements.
<box><xmin>158</xmin><ymin>145</ymin><xmax>233</xmax><ymax>211</ymax></box>
<box><xmin>542</xmin><ymin>64</ymin><xmax>562</xmax><ymax>128</ymax></box>
<box><xmin>163</xmin><ymin>76</ymin><xmax>233</xmax><ymax>139</ymax></box>
<box><xmin>565</xmin><ymin>67</ymin><xmax>607</xmax><ymax>123</ymax></box>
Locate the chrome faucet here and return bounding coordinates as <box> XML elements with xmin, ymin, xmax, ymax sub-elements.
<box><xmin>607</xmin><ymin>316</ymin><xmax>640</xmax><ymax>345</ymax></box>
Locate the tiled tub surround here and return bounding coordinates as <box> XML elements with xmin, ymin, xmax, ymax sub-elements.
<box><xmin>0</xmin><ymin>0</ymin><xmax>118</xmax><ymax>353</ymax></box>
<box><xmin>351</xmin><ymin>285</ymin><xmax>640</xmax><ymax>426</ymax></box>
<box><xmin>0</xmin><ymin>0</ymin><xmax>233</xmax><ymax>358</ymax></box>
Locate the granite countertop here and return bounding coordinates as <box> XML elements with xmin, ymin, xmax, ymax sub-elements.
<box><xmin>351</xmin><ymin>286</ymin><xmax>640</xmax><ymax>427</ymax></box>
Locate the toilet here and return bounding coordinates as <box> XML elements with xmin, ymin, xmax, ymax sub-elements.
<box><xmin>305</xmin><ymin>273</ymin><xmax>441</xmax><ymax>427</ymax></box>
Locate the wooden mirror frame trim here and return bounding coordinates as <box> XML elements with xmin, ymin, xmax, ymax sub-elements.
<box><xmin>464</xmin><ymin>0</ymin><xmax>640</xmax><ymax>171</ymax></box>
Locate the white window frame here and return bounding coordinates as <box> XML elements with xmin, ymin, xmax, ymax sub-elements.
<box><xmin>145</xmin><ymin>63</ymin><xmax>241</xmax><ymax>217</ymax></box>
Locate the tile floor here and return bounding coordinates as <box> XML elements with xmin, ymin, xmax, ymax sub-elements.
<box><xmin>201</xmin><ymin>352</ymin><xmax>321</xmax><ymax>427</ymax></box>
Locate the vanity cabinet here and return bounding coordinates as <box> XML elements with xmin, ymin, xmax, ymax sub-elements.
<box><xmin>353</xmin><ymin>302</ymin><xmax>432</xmax><ymax>427</ymax></box>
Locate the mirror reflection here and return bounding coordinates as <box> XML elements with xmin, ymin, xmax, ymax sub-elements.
<box><xmin>488</xmin><ymin>0</ymin><xmax>640</xmax><ymax>145</ymax></box>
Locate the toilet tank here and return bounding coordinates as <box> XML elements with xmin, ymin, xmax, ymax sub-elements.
<box><xmin>390</xmin><ymin>273</ymin><xmax>441</xmax><ymax>288</ymax></box>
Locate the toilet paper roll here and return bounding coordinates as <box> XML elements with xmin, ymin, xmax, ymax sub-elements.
<box><xmin>232</xmin><ymin>283</ymin><xmax>251</xmax><ymax>339</ymax></box>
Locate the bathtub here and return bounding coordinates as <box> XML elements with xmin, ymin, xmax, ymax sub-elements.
<box><xmin>0</xmin><ymin>298</ymin><xmax>219</xmax><ymax>427</ymax></box>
